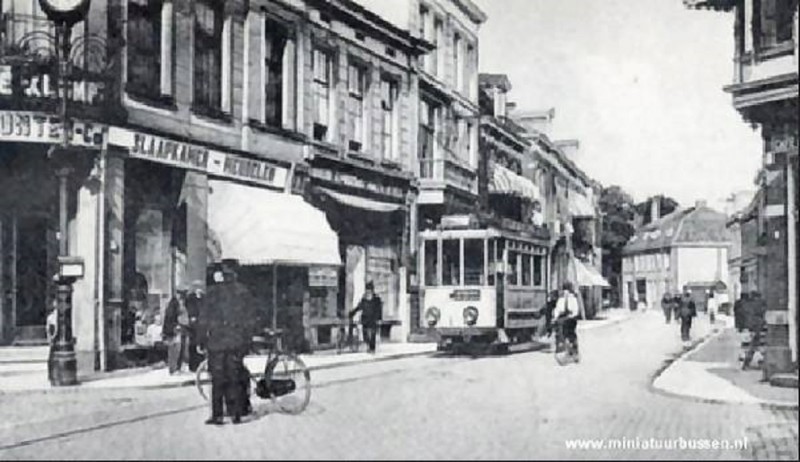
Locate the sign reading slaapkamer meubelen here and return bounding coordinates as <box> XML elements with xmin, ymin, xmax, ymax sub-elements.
<box><xmin>108</xmin><ymin>127</ymin><xmax>289</xmax><ymax>190</ymax></box>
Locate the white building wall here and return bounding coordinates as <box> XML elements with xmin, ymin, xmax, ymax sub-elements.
<box><xmin>676</xmin><ymin>246</ymin><xmax>729</xmax><ymax>291</ymax></box>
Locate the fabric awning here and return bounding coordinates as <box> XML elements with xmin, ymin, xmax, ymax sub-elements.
<box><xmin>568</xmin><ymin>192</ymin><xmax>595</xmax><ymax>218</ymax></box>
<box><xmin>207</xmin><ymin>180</ymin><xmax>341</xmax><ymax>266</ymax></box>
<box><xmin>574</xmin><ymin>258</ymin><xmax>610</xmax><ymax>287</ymax></box>
<box><xmin>317</xmin><ymin>187</ymin><xmax>404</xmax><ymax>213</ymax></box>
<box><xmin>489</xmin><ymin>164</ymin><xmax>541</xmax><ymax>201</ymax></box>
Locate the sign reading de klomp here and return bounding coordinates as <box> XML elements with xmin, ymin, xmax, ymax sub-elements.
<box><xmin>107</xmin><ymin>127</ymin><xmax>289</xmax><ymax>190</ymax></box>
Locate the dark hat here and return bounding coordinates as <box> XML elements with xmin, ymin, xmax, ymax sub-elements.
<box><xmin>365</xmin><ymin>281</ymin><xmax>375</xmax><ymax>291</ymax></box>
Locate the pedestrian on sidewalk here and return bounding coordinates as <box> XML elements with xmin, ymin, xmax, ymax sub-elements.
<box><xmin>185</xmin><ymin>281</ymin><xmax>204</xmax><ymax>373</ymax></box>
<box><xmin>661</xmin><ymin>292</ymin><xmax>674</xmax><ymax>324</ymax></box>
<box><xmin>350</xmin><ymin>281</ymin><xmax>383</xmax><ymax>354</ymax></box>
<box><xmin>707</xmin><ymin>291</ymin><xmax>718</xmax><ymax>325</ymax></box>
<box><xmin>164</xmin><ymin>289</ymin><xmax>191</xmax><ymax>375</ymax></box>
<box><xmin>742</xmin><ymin>291</ymin><xmax>766</xmax><ymax>370</ymax></box>
<box><xmin>733</xmin><ymin>292</ymin><xmax>749</xmax><ymax>332</ymax></box>
<box><xmin>198</xmin><ymin>260</ymin><xmax>258</xmax><ymax>425</ymax></box>
<box><xmin>544</xmin><ymin>290</ymin><xmax>559</xmax><ymax>337</ymax></box>
<box><xmin>678</xmin><ymin>291</ymin><xmax>697</xmax><ymax>342</ymax></box>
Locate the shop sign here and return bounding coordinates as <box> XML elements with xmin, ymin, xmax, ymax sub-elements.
<box><xmin>0</xmin><ymin>110</ymin><xmax>104</xmax><ymax>147</ymax></box>
<box><xmin>311</xmin><ymin>167</ymin><xmax>405</xmax><ymax>200</ymax></box>
<box><xmin>309</xmin><ymin>266</ymin><xmax>338</xmax><ymax>287</ymax></box>
<box><xmin>109</xmin><ymin>127</ymin><xmax>289</xmax><ymax>189</ymax></box>
<box><xmin>0</xmin><ymin>64</ymin><xmax>104</xmax><ymax>105</ymax></box>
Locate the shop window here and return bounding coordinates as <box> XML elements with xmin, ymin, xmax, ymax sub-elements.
<box><xmin>347</xmin><ymin>63</ymin><xmax>367</xmax><ymax>152</ymax></box>
<box><xmin>264</xmin><ymin>18</ymin><xmax>291</xmax><ymax>128</ymax></box>
<box><xmin>442</xmin><ymin>239</ymin><xmax>461</xmax><ymax>286</ymax></box>
<box><xmin>424</xmin><ymin>239</ymin><xmax>439</xmax><ymax>286</ymax></box>
<box><xmin>313</xmin><ymin>48</ymin><xmax>332</xmax><ymax>141</ymax></box>
<box><xmin>194</xmin><ymin>0</ymin><xmax>224</xmax><ymax>113</ymax></box>
<box><xmin>533</xmin><ymin>255</ymin><xmax>544</xmax><ymax>287</ymax></box>
<box><xmin>507</xmin><ymin>251</ymin><xmax>520</xmax><ymax>286</ymax></box>
<box><xmin>127</xmin><ymin>0</ymin><xmax>163</xmax><ymax>97</ymax></box>
<box><xmin>380</xmin><ymin>77</ymin><xmax>399</xmax><ymax>160</ymax></box>
<box><xmin>522</xmin><ymin>254</ymin><xmax>532</xmax><ymax>286</ymax></box>
<box><xmin>463</xmin><ymin>239</ymin><xmax>484</xmax><ymax>286</ymax></box>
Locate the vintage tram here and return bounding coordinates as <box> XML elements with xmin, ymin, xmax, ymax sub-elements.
<box><xmin>419</xmin><ymin>219</ymin><xmax>550</xmax><ymax>352</ymax></box>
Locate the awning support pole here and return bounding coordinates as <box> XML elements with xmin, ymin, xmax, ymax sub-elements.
<box><xmin>272</xmin><ymin>265</ymin><xmax>277</xmax><ymax>330</ymax></box>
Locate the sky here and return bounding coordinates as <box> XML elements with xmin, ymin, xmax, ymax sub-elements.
<box><xmin>472</xmin><ymin>0</ymin><xmax>763</xmax><ymax>211</ymax></box>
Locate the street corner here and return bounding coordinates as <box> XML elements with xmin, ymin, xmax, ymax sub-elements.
<box><xmin>651</xmin><ymin>324</ymin><xmax>798</xmax><ymax>409</ymax></box>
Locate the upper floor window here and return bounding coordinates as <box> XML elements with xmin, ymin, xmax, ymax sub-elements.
<box><xmin>380</xmin><ymin>77</ymin><xmax>399</xmax><ymax>160</ymax></box>
<box><xmin>347</xmin><ymin>63</ymin><xmax>367</xmax><ymax>151</ymax></box>
<box><xmin>419</xmin><ymin>5</ymin><xmax>429</xmax><ymax>38</ymax></box>
<box><xmin>465</xmin><ymin>42</ymin><xmax>475</xmax><ymax>98</ymax></box>
<box><xmin>758</xmin><ymin>0</ymin><xmax>797</xmax><ymax>49</ymax></box>
<box><xmin>453</xmin><ymin>32</ymin><xmax>462</xmax><ymax>90</ymax></box>
<box><xmin>312</xmin><ymin>48</ymin><xmax>332</xmax><ymax>141</ymax></box>
<box><xmin>433</xmin><ymin>19</ymin><xmax>443</xmax><ymax>77</ymax></box>
<box><xmin>419</xmin><ymin>99</ymin><xmax>437</xmax><ymax>161</ymax></box>
<box><xmin>264</xmin><ymin>19</ymin><xmax>290</xmax><ymax>128</ymax></box>
<box><xmin>194</xmin><ymin>0</ymin><xmax>224</xmax><ymax>111</ymax></box>
<box><xmin>127</xmin><ymin>0</ymin><xmax>163</xmax><ymax>97</ymax></box>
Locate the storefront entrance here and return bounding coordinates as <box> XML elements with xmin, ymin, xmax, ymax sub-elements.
<box><xmin>0</xmin><ymin>144</ymin><xmax>57</xmax><ymax>345</ymax></box>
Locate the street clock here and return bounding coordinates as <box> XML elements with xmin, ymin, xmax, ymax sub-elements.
<box><xmin>38</xmin><ymin>0</ymin><xmax>91</xmax><ymax>25</ymax></box>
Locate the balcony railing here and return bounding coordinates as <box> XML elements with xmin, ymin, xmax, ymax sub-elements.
<box><xmin>419</xmin><ymin>157</ymin><xmax>477</xmax><ymax>195</ymax></box>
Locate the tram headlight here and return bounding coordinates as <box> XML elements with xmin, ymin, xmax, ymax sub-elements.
<box><xmin>463</xmin><ymin>306</ymin><xmax>479</xmax><ymax>326</ymax></box>
<box><xmin>425</xmin><ymin>307</ymin><xmax>441</xmax><ymax>327</ymax></box>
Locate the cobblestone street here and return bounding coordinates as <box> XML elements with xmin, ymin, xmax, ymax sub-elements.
<box><xmin>1</xmin><ymin>310</ymin><xmax>796</xmax><ymax>460</ymax></box>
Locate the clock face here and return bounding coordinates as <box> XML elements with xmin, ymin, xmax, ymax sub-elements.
<box><xmin>41</xmin><ymin>0</ymin><xmax>86</xmax><ymax>14</ymax></box>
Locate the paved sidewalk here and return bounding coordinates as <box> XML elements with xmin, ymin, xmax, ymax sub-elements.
<box><xmin>653</xmin><ymin>315</ymin><xmax>799</xmax><ymax>408</ymax></box>
<box><xmin>0</xmin><ymin>342</ymin><xmax>437</xmax><ymax>393</ymax></box>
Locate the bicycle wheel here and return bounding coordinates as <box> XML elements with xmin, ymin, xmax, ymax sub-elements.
<box><xmin>349</xmin><ymin>326</ymin><xmax>361</xmax><ymax>353</ymax></box>
<box><xmin>265</xmin><ymin>354</ymin><xmax>311</xmax><ymax>414</ymax></box>
<box><xmin>195</xmin><ymin>359</ymin><xmax>211</xmax><ymax>401</ymax></box>
<box><xmin>336</xmin><ymin>327</ymin><xmax>346</xmax><ymax>355</ymax></box>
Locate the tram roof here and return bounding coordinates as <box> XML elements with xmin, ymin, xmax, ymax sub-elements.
<box><xmin>419</xmin><ymin>227</ymin><xmax>549</xmax><ymax>246</ymax></box>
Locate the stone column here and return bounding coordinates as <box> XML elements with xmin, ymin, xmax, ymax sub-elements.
<box><xmin>184</xmin><ymin>172</ymin><xmax>208</xmax><ymax>291</ymax></box>
<box><xmin>69</xmin><ymin>157</ymin><xmax>103</xmax><ymax>377</ymax></box>
<box><xmin>104</xmin><ymin>153</ymin><xmax>125</xmax><ymax>370</ymax></box>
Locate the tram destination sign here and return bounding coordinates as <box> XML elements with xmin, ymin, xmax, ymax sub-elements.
<box><xmin>450</xmin><ymin>289</ymin><xmax>481</xmax><ymax>301</ymax></box>
<box><xmin>108</xmin><ymin>127</ymin><xmax>289</xmax><ymax>190</ymax></box>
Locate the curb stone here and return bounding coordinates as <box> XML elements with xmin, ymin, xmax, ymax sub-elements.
<box><xmin>649</xmin><ymin>328</ymin><xmax>800</xmax><ymax>410</ymax></box>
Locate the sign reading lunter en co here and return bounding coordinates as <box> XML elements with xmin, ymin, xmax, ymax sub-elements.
<box><xmin>0</xmin><ymin>110</ymin><xmax>105</xmax><ymax>147</ymax></box>
<box><xmin>108</xmin><ymin>127</ymin><xmax>289</xmax><ymax>190</ymax></box>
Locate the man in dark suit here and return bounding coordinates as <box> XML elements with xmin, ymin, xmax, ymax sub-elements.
<box><xmin>350</xmin><ymin>281</ymin><xmax>383</xmax><ymax>353</ymax></box>
<box><xmin>197</xmin><ymin>260</ymin><xmax>257</xmax><ymax>425</ymax></box>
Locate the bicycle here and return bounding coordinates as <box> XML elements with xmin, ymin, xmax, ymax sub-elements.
<box><xmin>335</xmin><ymin>318</ymin><xmax>361</xmax><ymax>354</ymax></box>
<box><xmin>553</xmin><ymin>316</ymin><xmax>580</xmax><ymax>366</ymax></box>
<box><xmin>195</xmin><ymin>328</ymin><xmax>311</xmax><ymax>415</ymax></box>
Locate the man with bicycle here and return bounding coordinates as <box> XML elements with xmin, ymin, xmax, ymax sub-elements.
<box><xmin>553</xmin><ymin>282</ymin><xmax>581</xmax><ymax>357</ymax></box>
<box><xmin>197</xmin><ymin>259</ymin><xmax>257</xmax><ymax>425</ymax></box>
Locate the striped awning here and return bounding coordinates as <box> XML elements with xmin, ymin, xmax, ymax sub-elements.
<box><xmin>574</xmin><ymin>258</ymin><xmax>610</xmax><ymax>288</ymax></box>
<box><xmin>489</xmin><ymin>164</ymin><xmax>540</xmax><ymax>201</ymax></box>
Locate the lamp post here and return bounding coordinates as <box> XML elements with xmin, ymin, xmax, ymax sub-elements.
<box><xmin>39</xmin><ymin>0</ymin><xmax>92</xmax><ymax>386</ymax></box>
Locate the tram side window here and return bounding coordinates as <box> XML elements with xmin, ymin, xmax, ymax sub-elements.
<box><xmin>442</xmin><ymin>239</ymin><xmax>461</xmax><ymax>286</ymax></box>
<box><xmin>533</xmin><ymin>255</ymin><xmax>544</xmax><ymax>287</ymax></box>
<box><xmin>522</xmin><ymin>254</ymin><xmax>532</xmax><ymax>286</ymax></box>
<box><xmin>487</xmin><ymin>239</ymin><xmax>496</xmax><ymax>286</ymax></box>
<box><xmin>507</xmin><ymin>251</ymin><xmax>520</xmax><ymax>286</ymax></box>
<box><xmin>464</xmin><ymin>239</ymin><xmax>484</xmax><ymax>286</ymax></box>
<box><xmin>424</xmin><ymin>240</ymin><xmax>439</xmax><ymax>286</ymax></box>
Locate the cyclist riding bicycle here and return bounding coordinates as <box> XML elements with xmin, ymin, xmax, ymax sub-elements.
<box><xmin>553</xmin><ymin>282</ymin><xmax>581</xmax><ymax>357</ymax></box>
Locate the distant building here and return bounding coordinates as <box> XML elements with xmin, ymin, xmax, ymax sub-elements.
<box><xmin>622</xmin><ymin>201</ymin><xmax>732</xmax><ymax>311</ymax></box>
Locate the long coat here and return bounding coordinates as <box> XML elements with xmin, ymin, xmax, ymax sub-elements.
<box><xmin>197</xmin><ymin>281</ymin><xmax>258</xmax><ymax>352</ymax></box>
<box><xmin>351</xmin><ymin>296</ymin><xmax>383</xmax><ymax>328</ymax></box>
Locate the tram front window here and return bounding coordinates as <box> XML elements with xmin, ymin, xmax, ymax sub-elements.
<box><xmin>522</xmin><ymin>254</ymin><xmax>532</xmax><ymax>286</ymax></box>
<box><xmin>464</xmin><ymin>239</ymin><xmax>484</xmax><ymax>286</ymax></box>
<box><xmin>508</xmin><ymin>251</ymin><xmax>520</xmax><ymax>286</ymax></box>
<box><xmin>534</xmin><ymin>255</ymin><xmax>544</xmax><ymax>287</ymax></box>
<box><xmin>424</xmin><ymin>240</ymin><xmax>439</xmax><ymax>286</ymax></box>
<box><xmin>442</xmin><ymin>239</ymin><xmax>461</xmax><ymax>286</ymax></box>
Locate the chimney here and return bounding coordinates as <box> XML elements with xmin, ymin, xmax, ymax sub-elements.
<box><xmin>696</xmin><ymin>200</ymin><xmax>707</xmax><ymax>209</ymax></box>
<box><xmin>506</xmin><ymin>102</ymin><xmax>516</xmax><ymax>116</ymax></box>
<box><xmin>650</xmin><ymin>197</ymin><xmax>660</xmax><ymax>223</ymax></box>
